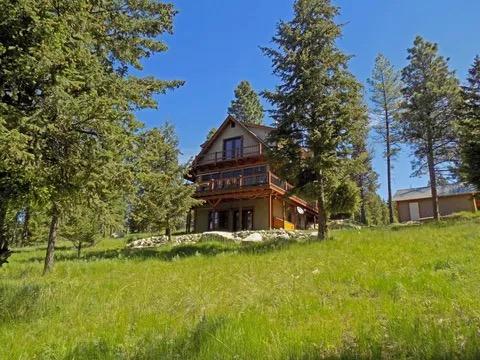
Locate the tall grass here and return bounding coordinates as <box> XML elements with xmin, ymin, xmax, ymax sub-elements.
<box><xmin>1</xmin><ymin>214</ymin><xmax>480</xmax><ymax>359</ymax></box>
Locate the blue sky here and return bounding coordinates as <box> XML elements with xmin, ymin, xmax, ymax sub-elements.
<box><xmin>135</xmin><ymin>0</ymin><xmax>480</xmax><ymax>199</ymax></box>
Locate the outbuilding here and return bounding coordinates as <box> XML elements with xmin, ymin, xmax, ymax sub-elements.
<box><xmin>393</xmin><ymin>183</ymin><xmax>478</xmax><ymax>222</ymax></box>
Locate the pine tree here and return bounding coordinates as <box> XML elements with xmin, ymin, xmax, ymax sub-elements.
<box><xmin>130</xmin><ymin>125</ymin><xmax>201</xmax><ymax>239</ymax></box>
<box><xmin>0</xmin><ymin>1</ymin><xmax>183</xmax><ymax>273</ymax></box>
<box><xmin>368</xmin><ymin>54</ymin><xmax>402</xmax><ymax>224</ymax></box>
<box><xmin>0</xmin><ymin>1</ymin><xmax>43</xmax><ymax>266</ymax></box>
<box><xmin>400</xmin><ymin>36</ymin><xmax>461</xmax><ymax>220</ymax></box>
<box><xmin>206</xmin><ymin>127</ymin><xmax>217</xmax><ymax>141</ymax></box>
<box><xmin>262</xmin><ymin>0</ymin><xmax>366</xmax><ymax>239</ymax></box>
<box><xmin>228</xmin><ymin>81</ymin><xmax>264</xmax><ymax>125</ymax></box>
<box><xmin>60</xmin><ymin>202</ymin><xmax>100</xmax><ymax>258</ymax></box>
<box><xmin>459</xmin><ymin>56</ymin><xmax>480</xmax><ymax>187</ymax></box>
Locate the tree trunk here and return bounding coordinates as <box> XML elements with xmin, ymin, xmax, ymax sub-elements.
<box><xmin>186</xmin><ymin>210</ymin><xmax>192</xmax><ymax>234</ymax></box>
<box><xmin>427</xmin><ymin>145</ymin><xmax>440</xmax><ymax>220</ymax></box>
<box><xmin>43</xmin><ymin>205</ymin><xmax>59</xmax><ymax>275</ymax></box>
<box><xmin>77</xmin><ymin>242</ymin><xmax>82</xmax><ymax>259</ymax></box>
<box><xmin>359</xmin><ymin>178</ymin><xmax>367</xmax><ymax>225</ymax></box>
<box><xmin>385</xmin><ymin>113</ymin><xmax>395</xmax><ymax>224</ymax></box>
<box><xmin>0</xmin><ymin>200</ymin><xmax>12</xmax><ymax>267</ymax></box>
<box><xmin>21</xmin><ymin>205</ymin><xmax>31</xmax><ymax>246</ymax></box>
<box><xmin>317</xmin><ymin>178</ymin><xmax>328</xmax><ymax>240</ymax></box>
<box><xmin>165</xmin><ymin>218</ymin><xmax>172</xmax><ymax>242</ymax></box>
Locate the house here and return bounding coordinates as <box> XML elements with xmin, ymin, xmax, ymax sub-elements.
<box><xmin>393</xmin><ymin>183</ymin><xmax>478</xmax><ymax>222</ymax></box>
<box><xmin>187</xmin><ymin>115</ymin><xmax>318</xmax><ymax>233</ymax></box>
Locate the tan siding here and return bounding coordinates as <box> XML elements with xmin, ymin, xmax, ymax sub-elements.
<box><xmin>194</xmin><ymin>208</ymin><xmax>209</xmax><ymax>233</ymax></box>
<box><xmin>194</xmin><ymin>198</ymin><xmax>269</xmax><ymax>232</ymax></box>
<box><xmin>199</xmin><ymin>124</ymin><xmax>258</xmax><ymax>165</ymax></box>
<box><xmin>248</xmin><ymin>127</ymin><xmax>270</xmax><ymax>141</ymax></box>
<box><xmin>418</xmin><ymin>198</ymin><xmax>434</xmax><ymax>219</ymax></box>
<box><xmin>439</xmin><ymin>194</ymin><xmax>475</xmax><ymax>215</ymax></box>
<box><xmin>396</xmin><ymin>194</ymin><xmax>476</xmax><ymax>222</ymax></box>
<box><xmin>397</xmin><ymin>202</ymin><xmax>410</xmax><ymax>222</ymax></box>
<box><xmin>272</xmin><ymin>198</ymin><xmax>284</xmax><ymax>219</ymax></box>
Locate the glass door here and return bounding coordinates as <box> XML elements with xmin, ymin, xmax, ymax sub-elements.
<box><xmin>241</xmin><ymin>209</ymin><xmax>254</xmax><ymax>230</ymax></box>
<box><xmin>223</xmin><ymin>137</ymin><xmax>243</xmax><ymax>160</ymax></box>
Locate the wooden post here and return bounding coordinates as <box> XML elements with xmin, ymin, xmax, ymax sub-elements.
<box><xmin>186</xmin><ymin>210</ymin><xmax>192</xmax><ymax>234</ymax></box>
<box><xmin>193</xmin><ymin>209</ymin><xmax>196</xmax><ymax>233</ymax></box>
<box><xmin>268</xmin><ymin>194</ymin><xmax>273</xmax><ymax>230</ymax></box>
<box><xmin>282</xmin><ymin>199</ymin><xmax>286</xmax><ymax>229</ymax></box>
<box><xmin>239</xmin><ymin>198</ymin><xmax>243</xmax><ymax>231</ymax></box>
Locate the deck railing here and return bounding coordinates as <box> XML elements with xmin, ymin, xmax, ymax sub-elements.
<box><xmin>195</xmin><ymin>171</ymin><xmax>318</xmax><ymax>211</ymax></box>
<box><xmin>196</xmin><ymin>172</ymin><xmax>295</xmax><ymax>194</ymax></box>
<box><xmin>195</xmin><ymin>144</ymin><xmax>262</xmax><ymax>165</ymax></box>
<box><xmin>196</xmin><ymin>173</ymin><xmax>268</xmax><ymax>193</ymax></box>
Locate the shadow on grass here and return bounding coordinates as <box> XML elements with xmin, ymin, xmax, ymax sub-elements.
<box><xmin>12</xmin><ymin>245</ymin><xmax>72</xmax><ymax>253</ymax></box>
<box><xmin>63</xmin><ymin>316</ymin><xmax>228</xmax><ymax>359</ymax></box>
<box><xmin>56</xmin><ymin>314</ymin><xmax>480</xmax><ymax>359</ymax></box>
<box><xmin>19</xmin><ymin>238</ymin><xmax>299</xmax><ymax>264</ymax></box>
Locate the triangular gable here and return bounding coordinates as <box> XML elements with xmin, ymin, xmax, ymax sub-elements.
<box><xmin>195</xmin><ymin>115</ymin><xmax>266</xmax><ymax>161</ymax></box>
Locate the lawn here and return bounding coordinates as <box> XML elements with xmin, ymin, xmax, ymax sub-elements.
<box><xmin>2</xmin><ymin>215</ymin><xmax>480</xmax><ymax>359</ymax></box>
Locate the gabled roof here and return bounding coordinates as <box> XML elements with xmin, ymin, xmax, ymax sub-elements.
<box><xmin>196</xmin><ymin>115</ymin><xmax>269</xmax><ymax>159</ymax></box>
<box><xmin>393</xmin><ymin>183</ymin><xmax>478</xmax><ymax>202</ymax></box>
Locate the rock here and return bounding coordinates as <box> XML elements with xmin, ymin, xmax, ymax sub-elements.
<box><xmin>200</xmin><ymin>231</ymin><xmax>237</xmax><ymax>242</ymax></box>
<box><xmin>174</xmin><ymin>233</ymin><xmax>201</xmax><ymax>244</ymax></box>
<box><xmin>241</xmin><ymin>232</ymin><xmax>263</xmax><ymax>243</ymax></box>
<box><xmin>127</xmin><ymin>236</ymin><xmax>168</xmax><ymax>248</ymax></box>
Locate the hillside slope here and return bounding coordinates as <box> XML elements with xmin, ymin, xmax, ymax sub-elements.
<box><xmin>2</xmin><ymin>215</ymin><xmax>480</xmax><ymax>359</ymax></box>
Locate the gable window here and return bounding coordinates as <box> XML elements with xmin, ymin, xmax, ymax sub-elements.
<box><xmin>223</xmin><ymin>137</ymin><xmax>243</xmax><ymax>160</ymax></box>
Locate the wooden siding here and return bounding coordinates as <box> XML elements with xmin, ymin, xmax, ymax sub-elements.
<box><xmin>396</xmin><ymin>194</ymin><xmax>477</xmax><ymax>222</ymax></box>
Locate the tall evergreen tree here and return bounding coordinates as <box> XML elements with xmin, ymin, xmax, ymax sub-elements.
<box><xmin>262</xmin><ymin>0</ymin><xmax>366</xmax><ymax>239</ymax></box>
<box><xmin>130</xmin><ymin>125</ymin><xmax>201</xmax><ymax>239</ymax></box>
<box><xmin>459</xmin><ymin>56</ymin><xmax>480</xmax><ymax>187</ymax></box>
<box><xmin>228</xmin><ymin>81</ymin><xmax>264</xmax><ymax>125</ymax></box>
<box><xmin>0</xmin><ymin>0</ymin><xmax>45</xmax><ymax>266</ymax></box>
<box><xmin>400</xmin><ymin>36</ymin><xmax>461</xmax><ymax>220</ymax></box>
<box><xmin>0</xmin><ymin>1</ymin><xmax>183</xmax><ymax>272</ymax></box>
<box><xmin>206</xmin><ymin>127</ymin><xmax>217</xmax><ymax>141</ymax></box>
<box><xmin>368</xmin><ymin>54</ymin><xmax>402</xmax><ymax>224</ymax></box>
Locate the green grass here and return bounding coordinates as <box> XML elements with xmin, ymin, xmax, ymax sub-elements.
<box><xmin>2</xmin><ymin>214</ymin><xmax>480</xmax><ymax>359</ymax></box>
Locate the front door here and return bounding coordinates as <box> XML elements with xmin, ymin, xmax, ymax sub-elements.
<box><xmin>409</xmin><ymin>202</ymin><xmax>420</xmax><ymax>221</ymax></box>
<box><xmin>242</xmin><ymin>209</ymin><xmax>254</xmax><ymax>230</ymax></box>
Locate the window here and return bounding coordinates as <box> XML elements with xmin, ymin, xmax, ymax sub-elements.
<box><xmin>243</xmin><ymin>166</ymin><xmax>267</xmax><ymax>187</ymax></box>
<box><xmin>201</xmin><ymin>173</ymin><xmax>220</xmax><ymax>181</ymax></box>
<box><xmin>223</xmin><ymin>137</ymin><xmax>243</xmax><ymax>160</ymax></box>
<box><xmin>243</xmin><ymin>166</ymin><xmax>266</xmax><ymax>176</ymax></box>
<box><xmin>208</xmin><ymin>211</ymin><xmax>229</xmax><ymax>230</ymax></box>
<box><xmin>242</xmin><ymin>209</ymin><xmax>254</xmax><ymax>230</ymax></box>
<box><xmin>222</xmin><ymin>170</ymin><xmax>242</xmax><ymax>178</ymax></box>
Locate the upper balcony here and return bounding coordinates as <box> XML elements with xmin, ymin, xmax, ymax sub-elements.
<box><xmin>196</xmin><ymin>171</ymin><xmax>292</xmax><ymax>195</ymax></box>
<box><xmin>195</xmin><ymin>171</ymin><xmax>317</xmax><ymax>211</ymax></box>
<box><xmin>193</xmin><ymin>144</ymin><xmax>264</xmax><ymax>168</ymax></box>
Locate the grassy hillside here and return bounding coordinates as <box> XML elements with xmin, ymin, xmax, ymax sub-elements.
<box><xmin>2</xmin><ymin>215</ymin><xmax>480</xmax><ymax>359</ymax></box>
